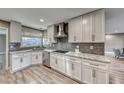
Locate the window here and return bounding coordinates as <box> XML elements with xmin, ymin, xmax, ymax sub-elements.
<box><xmin>21</xmin><ymin>37</ymin><xmax>42</xmax><ymax>47</ymax></box>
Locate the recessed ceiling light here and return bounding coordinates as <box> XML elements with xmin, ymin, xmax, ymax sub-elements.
<box><xmin>40</xmin><ymin>19</ymin><xmax>44</xmax><ymax>22</ymax></box>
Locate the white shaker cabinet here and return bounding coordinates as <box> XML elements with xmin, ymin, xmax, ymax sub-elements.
<box><xmin>21</xmin><ymin>53</ymin><xmax>31</xmax><ymax>68</ymax></box>
<box><xmin>93</xmin><ymin>9</ymin><xmax>105</xmax><ymax>42</ymax></box>
<box><xmin>82</xmin><ymin>62</ymin><xmax>93</xmax><ymax>83</ymax></box>
<box><xmin>50</xmin><ymin>53</ymin><xmax>58</xmax><ymax>69</ymax></box>
<box><xmin>50</xmin><ymin>53</ymin><xmax>66</xmax><ymax>73</ymax></box>
<box><xmin>82</xmin><ymin>59</ymin><xmax>109</xmax><ymax>84</ymax></box>
<box><xmin>82</xmin><ymin>13</ymin><xmax>93</xmax><ymax>42</ymax></box>
<box><xmin>94</xmin><ymin>68</ymin><xmax>109</xmax><ymax>84</ymax></box>
<box><xmin>65</xmin><ymin>56</ymin><xmax>82</xmax><ymax>81</ymax></box>
<box><xmin>68</xmin><ymin>16</ymin><xmax>83</xmax><ymax>43</ymax></box>
<box><xmin>10</xmin><ymin>21</ymin><xmax>22</xmax><ymax>42</ymax></box>
<box><xmin>32</xmin><ymin>51</ymin><xmax>43</xmax><ymax>64</ymax></box>
<box><xmin>47</xmin><ymin>25</ymin><xmax>57</xmax><ymax>43</ymax></box>
<box><xmin>11</xmin><ymin>54</ymin><xmax>22</xmax><ymax>72</ymax></box>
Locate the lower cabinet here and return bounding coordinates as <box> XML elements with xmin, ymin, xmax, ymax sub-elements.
<box><xmin>11</xmin><ymin>54</ymin><xmax>22</xmax><ymax>72</ymax></box>
<box><xmin>21</xmin><ymin>53</ymin><xmax>31</xmax><ymax>68</ymax></box>
<box><xmin>50</xmin><ymin>53</ymin><xmax>66</xmax><ymax>73</ymax></box>
<box><xmin>11</xmin><ymin>51</ymin><xmax>43</xmax><ymax>73</ymax></box>
<box><xmin>65</xmin><ymin>57</ymin><xmax>81</xmax><ymax>81</ymax></box>
<box><xmin>82</xmin><ymin>63</ymin><xmax>93</xmax><ymax>83</ymax></box>
<box><xmin>32</xmin><ymin>51</ymin><xmax>43</xmax><ymax>64</ymax></box>
<box><xmin>82</xmin><ymin>59</ymin><xmax>109</xmax><ymax>84</ymax></box>
<box><xmin>11</xmin><ymin>52</ymin><xmax>31</xmax><ymax>72</ymax></box>
<box><xmin>50</xmin><ymin>53</ymin><xmax>110</xmax><ymax>84</ymax></box>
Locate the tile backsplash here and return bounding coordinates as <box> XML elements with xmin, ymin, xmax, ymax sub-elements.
<box><xmin>53</xmin><ymin>38</ymin><xmax>104</xmax><ymax>55</ymax></box>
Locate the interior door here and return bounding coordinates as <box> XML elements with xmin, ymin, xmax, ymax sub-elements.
<box><xmin>0</xmin><ymin>28</ymin><xmax>6</xmax><ymax>70</ymax></box>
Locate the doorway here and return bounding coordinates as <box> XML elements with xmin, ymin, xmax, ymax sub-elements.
<box><xmin>0</xmin><ymin>27</ymin><xmax>8</xmax><ymax>70</ymax></box>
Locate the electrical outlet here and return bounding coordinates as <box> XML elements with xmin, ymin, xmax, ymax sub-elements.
<box><xmin>90</xmin><ymin>45</ymin><xmax>94</xmax><ymax>50</ymax></box>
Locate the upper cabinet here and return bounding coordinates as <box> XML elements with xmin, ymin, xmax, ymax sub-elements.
<box><xmin>68</xmin><ymin>9</ymin><xmax>105</xmax><ymax>43</ymax></box>
<box><xmin>68</xmin><ymin>16</ymin><xmax>83</xmax><ymax>43</ymax></box>
<box><xmin>93</xmin><ymin>9</ymin><xmax>105</xmax><ymax>42</ymax></box>
<box><xmin>10</xmin><ymin>21</ymin><xmax>22</xmax><ymax>42</ymax></box>
<box><xmin>47</xmin><ymin>25</ymin><xmax>57</xmax><ymax>43</ymax></box>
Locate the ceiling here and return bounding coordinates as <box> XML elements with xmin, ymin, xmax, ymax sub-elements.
<box><xmin>0</xmin><ymin>8</ymin><xmax>98</xmax><ymax>30</ymax></box>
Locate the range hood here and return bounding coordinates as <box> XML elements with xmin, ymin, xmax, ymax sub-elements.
<box><xmin>55</xmin><ymin>23</ymin><xmax>67</xmax><ymax>38</ymax></box>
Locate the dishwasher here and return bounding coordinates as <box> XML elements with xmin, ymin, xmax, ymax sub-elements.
<box><xmin>43</xmin><ymin>51</ymin><xmax>51</xmax><ymax>67</ymax></box>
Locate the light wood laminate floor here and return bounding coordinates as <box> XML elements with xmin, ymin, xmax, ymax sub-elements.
<box><xmin>0</xmin><ymin>65</ymin><xmax>78</xmax><ymax>84</ymax></box>
<box><xmin>0</xmin><ymin>60</ymin><xmax>124</xmax><ymax>84</ymax></box>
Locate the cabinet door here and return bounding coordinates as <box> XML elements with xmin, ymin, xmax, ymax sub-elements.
<box><xmin>47</xmin><ymin>25</ymin><xmax>56</xmax><ymax>43</ymax></box>
<box><xmin>22</xmin><ymin>53</ymin><xmax>31</xmax><ymax>68</ymax></box>
<box><xmin>82</xmin><ymin>13</ymin><xmax>93</xmax><ymax>42</ymax></box>
<box><xmin>50</xmin><ymin>54</ymin><xmax>58</xmax><ymax>69</ymax></box>
<box><xmin>82</xmin><ymin>63</ymin><xmax>93</xmax><ymax>83</ymax></box>
<box><xmin>12</xmin><ymin>55</ymin><xmax>21</xmax><ymax>72</ymax></box>
<box><xmin>57</xmin><ymin>55</ymin><xmax>66</xmax><ymax>73</ymax></box>
<box><xmin>38</xmin><ymin>52</ymin><xmax>43</xmax><ymax>64</ymax></box>
<box><xmin>32</xmin><ymin>52</ymin><xmax>38</xmax><ymax>64</ymax></box>
<box><xmin>94</xmin><ymin>68</ymin><xmax>109</xmax><ymax>84</ymax></box>
<box><xmin>93</xmin><ymin>9</ymin><xmax>105</xmax><ymax>42</ymax></box>
<box><xmin>65</xmin><ymin>60</ymin><xmax>72</xmax><ymax>76</ymax></box>
<box><xmin>10</xmin><ymin>21</ymin><xmax>22</xmax><ymax>42</ymax></box>
<box><xmin>72</xmin><ymin>62</ymin><xmax>81</xmax><ymax>80</ymax></box>
<box><xmin>68</xmin><ymin>16</ymin><xmax>83</xmax><ymax>43</ymax></box>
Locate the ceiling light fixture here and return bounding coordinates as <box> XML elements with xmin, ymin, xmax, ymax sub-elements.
<box><xmin>40</xmin><ymin>19</ymin><xmax>44</xmax><ymax>22</ymax></box>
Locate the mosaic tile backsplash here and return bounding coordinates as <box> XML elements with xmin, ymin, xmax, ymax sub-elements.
<box><xmin>53</xmin><ymin>38</ymin><xmax>104</xmax><ymax>55</ymax></box>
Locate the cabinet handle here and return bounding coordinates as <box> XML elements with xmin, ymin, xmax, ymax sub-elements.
<box><xmin>90</xmin><ymin>63</ymin><xmax>99</xmax><ymax>66</ymax></box>
<box><xmin>20</xmin><ymin>58</ymin><xmax>23</xmax><ymax>63</ymax></box>
<box><xmin>92</xmin><ymin>34</ymin><xmax>95</xmax><ymax>41</ymax></box>
<box><xmin>55</xmin><ymin>59</ymin><xmax>57</xmax><ymax>64</ymax></box>
<box><xmin>72</xmin><ymin>64</ymin><xmax>74</xmax><ymax>70</ymax></box>
<box><xmin>92</xmin><ymin>69</ymin><xmax>96</xmax><ymax>78</ymax></box>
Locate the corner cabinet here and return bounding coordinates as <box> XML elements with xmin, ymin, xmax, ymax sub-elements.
<box><xmin>68</xmin><ymin>16</ymin><xmax>83</xmax><ymax>43</ymax></box>
<box><xmin>10</xmin><ymin>21</ymin><xmax>22</xmax><ymax>42</ymax></box>
<box><xmin>47</xmin><ymin>25</ymin><xmax>57</xmax><ymax>43</ymax></box>
<box><xmin>68</xmin><ymin>9</ymin><xmax>105</xmax><ymax>43</ymax></box>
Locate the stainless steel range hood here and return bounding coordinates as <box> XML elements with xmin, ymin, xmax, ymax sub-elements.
<box><xmin>55</xmin><ymin>23</ymin><xmax>67</xmax><ymax>38</ymax></box>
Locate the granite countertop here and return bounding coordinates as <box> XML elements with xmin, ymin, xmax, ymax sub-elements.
<box><xmin>65</xmin><ymin>52</ymin><xmax>112</xmax><ymax>64</ymax></box>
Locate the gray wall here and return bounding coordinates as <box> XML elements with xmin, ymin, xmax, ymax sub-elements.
<box><xmin>105</xmin><ymin>9</ymin><xmax>124</xmax><ymax>56</ymax></box>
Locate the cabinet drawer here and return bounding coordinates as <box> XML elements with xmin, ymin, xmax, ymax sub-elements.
<box><xmin>82</xmin><ymin>59</ymin><xmax>109</xmax><ymax>70</ymax></box>
<box><xmin>65</xmin><ymin>56</ymin><xmax>82</xmax><ymax>63</ymax></box>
